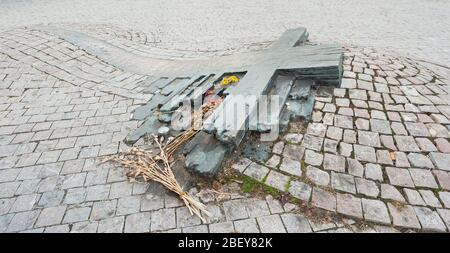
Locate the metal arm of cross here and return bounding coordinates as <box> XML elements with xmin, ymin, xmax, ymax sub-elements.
<box><xmin>199</xmin><ymin>29</ymin><xmax>342</xmax><ymax>147</ymax></box>
<box><xmin>42</xmin><ymin>26</ymin><xmax>340</xmax><ymax>81</ymax></box>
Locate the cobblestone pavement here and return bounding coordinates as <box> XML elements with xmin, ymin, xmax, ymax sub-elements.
<box><xmin>235</xmin><ymin>46</ymin><xmax>450</xmax><ymax>232</ymax></box>
<box><xmin>1</xmin><ymin>3</ymin><xmax>450</xmax><ymax>233</ymax></box>
<box><xmin>0</xmin><ymin>0</ymin><xmax>449</xmax><ymax>70</ymax></box>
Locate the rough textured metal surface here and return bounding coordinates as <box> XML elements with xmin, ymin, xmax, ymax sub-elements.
<box><xmin>103</xmin><ymin>27</ymin><xmax>340</xmax><ymax>148</ymax></box>
<box><xmin>39</xmin><ymin>26</ymin><xmax>341</xmax><ymax>79</ymax></box>
<box><xmin>38</xmin><ymin>26</ymin><xmax>342</xmax><ymax>176</ymax></box>
<box><xmin>183</xmin><ymin>131</ymin><xmax>230</xmax><ymax>177</ymax></box>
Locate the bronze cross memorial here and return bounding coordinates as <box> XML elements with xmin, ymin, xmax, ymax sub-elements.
<box><xmin>43</xmin><ymin>26</ymin><xmax>343</xmax><ymax>176</ymax></box>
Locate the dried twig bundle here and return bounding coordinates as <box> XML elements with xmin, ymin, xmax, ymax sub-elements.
<box><xmin>108</xmin><ymin>137</ymin><xmax>211</xmax><ymax>221</ymax></box>
<box><xmin>106</xmin><ymin>101</ymin><xmax>219</xmax><ymax>222</ymax></box>
<box><xmin>164</xmin><ymin>100</ymin><xmax>218</xmax><ymax>157</ymax></box>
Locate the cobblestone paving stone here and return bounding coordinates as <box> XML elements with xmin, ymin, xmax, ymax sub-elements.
<box><xmin>1</xmin><ymin>5</ymin><xmax>450</xmax><ymax>232</ymax></box>
<box><xmin>233</xmin><ymin>45</ymin><xmax>450</xmax><ymax>232</ymax></box>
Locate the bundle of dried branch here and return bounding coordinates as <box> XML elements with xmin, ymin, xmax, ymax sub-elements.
<box><xmin>164</xmin><ymin>101</ymin><xmax>218</xmax><ymax>156</ymax></box>
<box><xmin>106</xmin><ymin>101</ymin><xmax>219</xmax><ymax>221</ymax></box>
<box><xmin>108</xmin><ymin>138</ymin><xmax>210</xmax><ymax>221</ymax></box>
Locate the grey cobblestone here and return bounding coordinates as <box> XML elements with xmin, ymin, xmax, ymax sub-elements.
<box><xmin>323</xmin><ymin>153</ymin><xmax>346</xmax><ymax>172</ymax></box>
<box><xmin>311</xmin><ymin>188</ymin><xmax>336</xmax><ymax>212</ymax></box>
<box><xmin>91</xmin><ymin>200</ymin><xmax>117</xmax><ymax>220</ymax></box>
<box><xmin>265</xmin><ymin>195</ymin><xmax>284</xmax><ymax>214</ymax></box>
<box><xmin>243</xmin><ymin>162</ymin><xmax>269</xmax><ymax>182</ymax></box>
<box><xmin>309</xmin><ymin>220</ymin><xmax>336</xmax><ymax>232</ymax></box>
<box><xmin>10</xmin><ymin>194</ymin><xmax>39</xmax><ymax>213</ymax></box>
<box><xmin>429</xmin><ymin>153</ymin><xmax>450</xmax><ymax>171</ymax></box>
<box><xmin>437</xmin><ymin>209</ymin><xmax>450</xmax><ymax>229</ymax></box>
<box><xmin>370</xmin><ymin>119</ymin><xmax>391</xmax><ymax>135</ymax></box>
<box><xmin>304</xmin><ymin>149</ymin><xmax>323</xmax><ymax>166</ymax></box>
<box><xmin>35</xmin><ymin>205</ymin><xmax>66</xmax><ymax>227</ymax></box>
<box><xmin>409</xmin><ymin>169</ymin><xmax>438</xmax><ymax>188</ymax></box>
<box><xmin>388</xmin><ymin>203</ymin><xmax>421</xmax><ymax>229</ymax></box>
<box><xmin>306</xmin><ymin>166</ymin><xmax>330</xmax><ymax>186</ymax></box>
<box><xmin>354</xmin><ymin>144</ymin><xmax>376</xmax><ymax>163</ymax></box>
<box><xmin>347</xmin><ymin>158</ymin><xmax>364</xmax><ymax>177</ymax></box>
<box><xmin>433</xmin><ymin>170</ymin><xmax>450</xmax><ymax>190</ymax></box>
<box><xmin>279</xmin><ymin>157</ymin><xmax>301</xmax><ymax>176</ymax></box>
<box><xmin>265</xmin><ymin>155</ymin><xmax>280</xmax><ymax>168</ymax></box>
<box><xmin>209</xmin><ymin>221</ymin><xmax>235</xmax><ymax>233</ymax></box>
<box><xmin>164</xmin><ymin>195</ymin><xmax>184</xmax><ymax>208</ymax></box>
<box><xmin>272</xmin><ymin>142</ymin><xmax>284</xmax><ymax>155</ymax></box>
<box><xmin>336</xmin><ymin>193</ymin><xmax>363</xmax><ymax>219</ymax></box>
<box><xmin>204</xmin><ymin>203</ymin><xmax>225</xmax><ymax>224</ymax></box>
<box><xmin>386</xmin><ymin>167</ymin><xmax>415</xmax><ymax>188</ymax></box>
<box><xmin>301</xmin><ymin>134</ymin><xmax>323</xmax><ymax>151</ymax></box>
<box><xmin>436</xmin><ymin>138</ymin><xmax>450</xmax><ymax>153</ymax></box>
<box><xmin>358</xmin><ymin>131</ymin><xmax>380</xmax><ymax>147</ymax></box>
<box><xmin>244</xmin><ymin>198</ymin><xmax>270</xmax><ymax>218</ymax></box>
<box><xmin>355</xmin><ymin>178</ymin><xmax>379</xmax><ymax>197</ymax></box>
<box><xmin>107</xmin><ymin>167</ymin><xmax>127</xmax><ymax>183</ymax></box>
<box><xmin>380</xmin><ymin>184</ymin><xmax>405</xmax><ymax>202</ymax></box>
<box><xmin>85</xmin><ymin>169</ymin><xmax>109</xmax><ymax>186</ymax></box>
<box><xmin>361</xmin><ymin>199</ymin><xmax>390</xmax><ymax>225</ymax></box>
<box><xmin>61</xmin><ymin>173</ymin><xmax>86</xmax><ymax>189</ymax></box>
<box><xmin>266</xmin><ymin>170</ymin><xmax>290</xmax><ymax>191</ymax></box>
<box><xmin>61</xmin><ymin>160</ymin><xmax>84</xmax><ymax>175</ymax></box>
<box><xmin>85</xmin><ymin>184</ymin><xmax>110</xmax><ymax>201</ymax></box>
<box><xmin>407</xmin><ymin>153</ymin><xmax>434</xmax><ymax>169</ymax></box>
<box><xmin>234</xmin><ymin>218</ymin><xmax>260</xmax><ymax>233</ymax></box>
<box><xmin>405</xmin><ymin>122</ymin><xmax>431</xmax><ymax>137</ymax></box>
<box><xmin>63</xmin><ymin>207</ymin><xmax>91</xmax><ymax>224</ymax></box>
<box><xmin>419</xmin><ymin>190</ymin><xmax>442</xmax><ymax>208</ymax></box>
<box><xmin>282</xmin><ymin>144</ymin><xmax>305</xmax><ymax>161</ymax></box>
<box><xmin>141</xmin><ymin>194</ymin><xmax>164</xmax><ymax>211</ymax></box>
<box><xmin>44</xmin><ymin>224</ymin><xmax>70</xmax><ymax>233</ymax></box>
<box><xmin>0</xmin><ymin>214</ymin><xmax>14</xmax><ymax>232</ymax></box>
<box><xmin>257</xmin><ymin>215</ymin><xmax>286</xmax><ymax>233</ymax></box>
<box><xmin>331</xmin><ymin>172</ymin><xmax>356</xmax><ymax>194</ymax></box>
<box><xmin>223</xmin><ymin>199</ymin><xmax>248</xmax><ymax>221</ymax></box>
<box><xmin>326</xmin><ymin>126</ymin><xmax>343</xmax><ymax>141</ymax></box>
<box><xmin>414</xmin><ymin>206</ymin><xmax>447</xmax><ymax>232</ymax></box>
<box><xmin>116</xmin><ymin>196</ymin><xmax>141</xmax><ymax>216</ymax></box>
<box><xmin>109</xmin><ymin>181</ymin><xmax>133</xmax><ymax>199</ymax></box>
<box><xmin>176</xmin><ymin>207</ymin><xmax>201</xmax><ymax>228</ymax></box>
<box><xmin>405</xmin><ymin>188</ymin><xmax>426</xmax><ymax>206</ymax></box>
<box><xmin>38</xmin><ymin>190</ymin><xmax>64</xmax><ymax>207</ymax></box>
<box><xmin>150</xmin><ymin>208</ymin><xmax>176</xmax><ymax>232</ymax></box>
<box><xmin>280</xmin><ymin>213</ymin><xmax>312</xmax><ymax>233</ymax></box>
<box><xmin>395</xmin><ymin>152</ymin><xmax>411</xmax><ymax>168</ymax></box>
<box><xmin>64</xmin><ymin>188</ymin><xmax>86</xmax><ymax>204</ymax></box>
<box><xmin>124</xmin><ymin>212</ymin><xmax>151</xmax><ymax>233</ymax></box>
<box><xmin>7</xmin><ymin>210</ymin><xmax>40</xmax><ymax>232</ymax></box>
<box><xmin>182</xmin><ymin>225</ymin><xmax>208</xmax><ymax>233</ymax></box>
<box><xmin>98</xmin><ymin>216</ymin><xmax>124</xmax><ymax>233</ymax></box>
<box><xmin>395</xmin><ymin>136</ymin><xmax>420</xmax><ymax>152</ymax></box>
<box><xmin>438</xmin><ymin>192</ymin><xmax>450</xmax><ymax>208</ymax></box>
<box><xmin>288</xmin><ymin>180</ymin><xmax>312</xmax><ymax>201</ymax></box>
<box><xmin>284</xmin><ymin>133</ymin><xmax>303</xmax><ymax>144</ymax></box>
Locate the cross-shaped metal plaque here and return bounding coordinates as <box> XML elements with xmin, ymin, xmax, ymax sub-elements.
<box><xmin>42</xmin><ymin>26</ymin><xmax>342</xmax><ymax>175</ymax></box>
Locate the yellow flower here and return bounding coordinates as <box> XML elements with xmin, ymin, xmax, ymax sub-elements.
<box><xmin>221</xmin><ymin>79</ymin><xmax>230</xmax><ymax>85</ymax></box>
<box><xmin>229</xmin><ymin>76</ymin><xmax>239</xmax><ymax>83</ymax></box>
<box><xmin>220</xmin><ymin>75</ymin><xmax>239</xmax><ymax>86</ymax></box>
